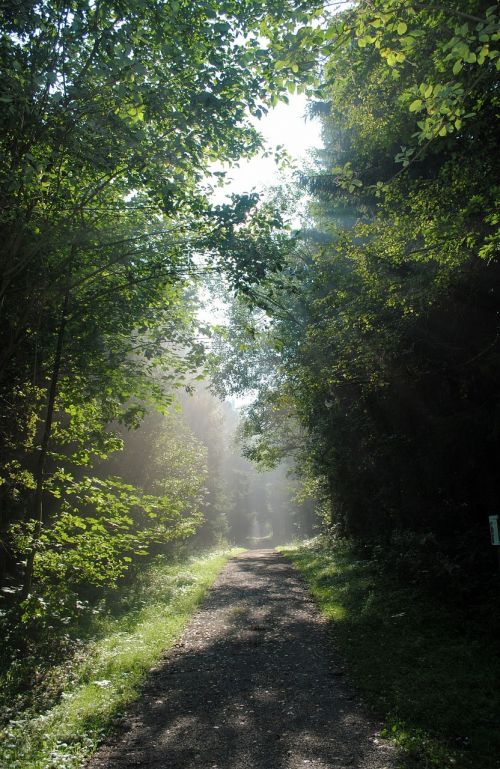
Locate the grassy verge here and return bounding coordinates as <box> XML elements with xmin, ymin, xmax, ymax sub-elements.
<box><xmin>280</xmin><ymin>539</ymin><xmax>500</xmax><ymax>769</ymax></box>
<box><xmin>0</xmin><ymin>548</ymin><xmax>242</xmax><ymax>769</ymax></box>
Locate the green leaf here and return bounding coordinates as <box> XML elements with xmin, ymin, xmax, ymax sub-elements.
<box><xmin>409</xmin><ymin>99</ymin><xmax>423</xmax><ymax>112</ymax></box>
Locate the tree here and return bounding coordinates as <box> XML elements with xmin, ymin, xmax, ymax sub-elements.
<box><xmin>0</xmin><ymin>0</ymin><xmax>325</xmax><ymax>602</ymax></box>
<box><xmin>211</xmin><ymin>0</ymin><xmax>500</xmax><ymax>577</ymax></box>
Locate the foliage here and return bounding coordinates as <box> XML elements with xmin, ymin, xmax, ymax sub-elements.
<box><xmin>212</xmin><ymin>0</ymin><xmax>500</xmax><ymax>576</ymax></box>
<box><xmin>0</xmin><ymin>0</ymin><xmax>324</xmax><ymax>610</ymax></box>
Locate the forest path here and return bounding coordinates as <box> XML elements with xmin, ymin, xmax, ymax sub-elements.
<box><xmin>88</xmin><ymin>550</ymin><xmax>396</xmax><ymax>769</ymax></box>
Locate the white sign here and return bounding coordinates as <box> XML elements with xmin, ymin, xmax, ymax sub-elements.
<box><xmin>489</xmin><ymin>515</ymin><xmax>500</xmax><ymax>546</ymax></box>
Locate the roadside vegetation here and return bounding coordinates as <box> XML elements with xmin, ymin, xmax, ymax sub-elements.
<box><xmin>0</xmin><ymin>548</ymin><xmax>240</xmax><ymax>769</ymax></box>
<box><xmin>281</xmin><ymin>538</ymin><xmax>500</xmax><ymax>769</ymax></box>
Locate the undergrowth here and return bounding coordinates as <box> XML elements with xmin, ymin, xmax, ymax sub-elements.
<box><xmin>0</xmin><ymin>548</ymin><xmax>241</xmax><ymax>769</ymax></box>
<box><xmin>280</xmin><ymin>538</ymin><xmax>500</xmax><ymax>769</ymax></box>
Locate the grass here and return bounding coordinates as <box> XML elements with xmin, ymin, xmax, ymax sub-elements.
<box><xmin>280</xmin><ymin>538</ymin><xmax>500</xmax><ymax>769</ymax></box>
<box><xmin>0</xmin><ymin>547</ymin><xmax>242</xmax><ymax>769</ymax></box>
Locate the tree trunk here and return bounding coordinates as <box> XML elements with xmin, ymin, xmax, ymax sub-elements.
<box><xmin>20</xmin><ymin>289</ymin><xmax>70</xmax><ymax>600</ymax></box>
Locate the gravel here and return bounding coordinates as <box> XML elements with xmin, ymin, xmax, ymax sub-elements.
<box><xmin>87</xmin><ymin>549</ymin><xmax>398</xmax><ymax>769</ymax></box>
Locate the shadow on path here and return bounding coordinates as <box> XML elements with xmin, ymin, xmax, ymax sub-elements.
<box><xmin>88</xmin><ymin>550</ymin><xmax>396</xmax><ymax>769</ymax></box>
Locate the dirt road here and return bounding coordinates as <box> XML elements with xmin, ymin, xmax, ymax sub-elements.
<box><xmin>88</xmin><ymin>550</ymin><xmax>397</xmax><ymax>769</ymax></box>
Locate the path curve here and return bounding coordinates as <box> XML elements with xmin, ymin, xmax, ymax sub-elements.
<box><xmin>88</xmin><ymin>549</ymin><xmax>397</xmax><ymax>769</ymax></box>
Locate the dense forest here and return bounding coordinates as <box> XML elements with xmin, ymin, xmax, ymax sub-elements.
<box><xmin>0</xmin><ymin>0</ymin><xmax>316</xmax><ymax>615</ymax></box>
<box><xmin>1</xmin><ymin>0</ymin><xmax>499</xmax><ymax>767</ymax></box>
<box><xmin>213</xmin><ymin>0</ymin><xmax>500</xmax><ymax>592</ymax></box>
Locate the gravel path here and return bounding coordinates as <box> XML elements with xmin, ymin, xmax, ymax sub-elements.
<box><xmin>88</xmin><ymin>549</ymin><xmax>397</xmax><ymax>769</ymax></box>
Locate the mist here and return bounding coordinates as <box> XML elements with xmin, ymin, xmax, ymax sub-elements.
<box><xmin>101</xmin><ymin>384</ymin><xmax>316</xmax><ymax>550</ymax></box>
